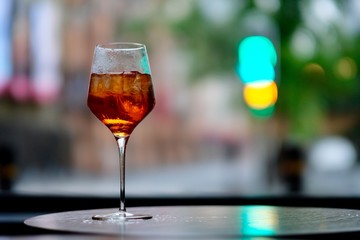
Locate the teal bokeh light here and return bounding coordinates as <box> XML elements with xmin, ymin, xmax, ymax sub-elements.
<box><xmin>237</xmin><ymin>36</ymin><xmax>277</xmax><ymax>83</ymax></box>
<box><xmin>237</xmin><ymin>60</ymin><xmax>275</xmax><ymax>84</ymax></box>
<box><xmin>238</xmin><ymin>36</ymin><xmax>277</xmax><ymax>67</ymax></box>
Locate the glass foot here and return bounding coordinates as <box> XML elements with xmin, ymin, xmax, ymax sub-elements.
<box><xmin>92</xmin><ymin>211</ymin><xmax>152</xmax><ymax>221</ymax></box>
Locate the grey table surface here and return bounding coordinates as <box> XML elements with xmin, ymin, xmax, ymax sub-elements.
<box><xmin>24</xmin><ymin>205</ymin><xmax>360</xmax><ymax>239</ymax></box>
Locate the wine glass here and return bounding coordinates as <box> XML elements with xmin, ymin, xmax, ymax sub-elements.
<box><xmin>87</xmin><ymin>42</ymin><xmax>156</xmax><ymax>220</ymax></box>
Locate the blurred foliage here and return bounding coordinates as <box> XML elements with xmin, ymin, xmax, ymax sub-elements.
<box><xmin>276</xmin><ymin>0</ymin><xmax>360</xmax><ymax>142</ymax></box>
<box><xmin>119</xmin><ymin>0</ymin><xmax>360</xmax><ymax>143</ymax></box>
<box><xmin>168</xmin><ymin>6</ymin><xmax>242</xmax><ymax>81</ymax></box>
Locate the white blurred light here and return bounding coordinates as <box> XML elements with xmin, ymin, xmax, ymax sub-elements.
<box><xmin>290</xmin><ymin>27</ymin><xmax>316</xmax><ymax>60</ymax></box>
<box><xmin>346</xmin><ymin>0</ymin><xmax>360</xmax><ymax>35</ymax></box>
<box><xmin>301</xmin><ymin>0</ymin><xmax>341</xmax><ymax>36</ymax></box>
<box><xmin>241</xmin><ymin>10</ymin><xmax>275</xmax><ymax>36</ymax></box>
<box><xmin>308</xmin><ymin>136</ymin><xmax>357</xmax><ymax>172</ymax></box>
<box><xmin>312</xmin><ymin>0</ymin><xmax>339</xmax><ymax>24</ymax></box>
<box><xmin>198</xmin><ymin>0</ymin><xmax>241</xmax><ymax>26</ymax></box>
<box><xmin>254</xmin><ymin>0</ymin><xmax>280</xmax><ymax>14</ymax></box>
<box><xmin>163</xmin><ymin>0</ymin><xmax>193</xmax><ymax>23</ymax></box>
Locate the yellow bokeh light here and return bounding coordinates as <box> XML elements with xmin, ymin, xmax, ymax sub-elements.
<box><xmin>243</xmin><ymin>80</ymin><xmax>278</xmax><ymax>109</ymax></box>
<box><xmin>335</xmin><ymin>57</ymin><xmax>357</xmax><ymax>80</ymax></box>
<box><xmin>303</xmin><ymin>63</ymin><xmax>325</xmax><ymax>77</ymax></box>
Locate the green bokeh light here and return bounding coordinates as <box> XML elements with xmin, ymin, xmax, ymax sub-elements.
<box><xmin>248</xmin><ymin>104</ymin><xmax>275</xmax><ymax>119</ymax></box>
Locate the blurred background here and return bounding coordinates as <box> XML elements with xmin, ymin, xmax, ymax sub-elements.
<box><xmin>1</xmin><ymin>0</ymin><xmax>360</xmax><ymax>198</ymax></box>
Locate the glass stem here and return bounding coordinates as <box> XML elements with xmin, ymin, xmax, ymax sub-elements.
<box><xmin>116</xmin><ymin>136</ymin><xmax>129</xmax><ymax>213</ymax></box>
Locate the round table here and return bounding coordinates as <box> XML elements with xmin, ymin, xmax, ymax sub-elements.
<box><xmin>25</xmin><ymin>205</ymin><xmax>360</xmax><ymax>238</ymax></box>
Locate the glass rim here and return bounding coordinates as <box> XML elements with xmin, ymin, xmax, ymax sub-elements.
<box><xmin>96</xmin><ymin>42</ymin><xmax>146</xmax><ymax>51</ymax></box>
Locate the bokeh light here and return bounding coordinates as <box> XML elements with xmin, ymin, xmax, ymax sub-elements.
<box><xmin>236</xmin><ymin>35</ymin><xmax>278</xmax><ymax>119</ymax></box>
<box><xmin>334</xmin><ymin>57</ymin><xmax>357</xmax><ymax>81</ymax></box>
<box><xmin>237</xmin><ymin>60</ymin><xmax>275</xmax><ymax>84</ymax></box>
<box><xmin>237</xmin><ymin>36</ymin><xmax>277</xmax><ymax>84</ymax></box>
<box><xmin>248</xmin><ymin>104</ymin><xmax>276</xmax><ymax>119</ymax></box>
<box><xmin>308</xmin><ymin>136</ymin><xmax>357</xmax><ymax>172</ymax></box>
<box><xmin>238</xmin><ymin>36</ymin><xmax>277</xmax><ymax>67</ymax></box>
<box><xmin>243</xmin><ymin>80</ymin><xmax>278</xmax><ymax>109</ymax></box>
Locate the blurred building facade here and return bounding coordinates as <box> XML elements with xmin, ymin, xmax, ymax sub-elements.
<box><xmin>0</xmin><ymin>0</ymin><xmax>360</xmax><ymax>196</ymax></box>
